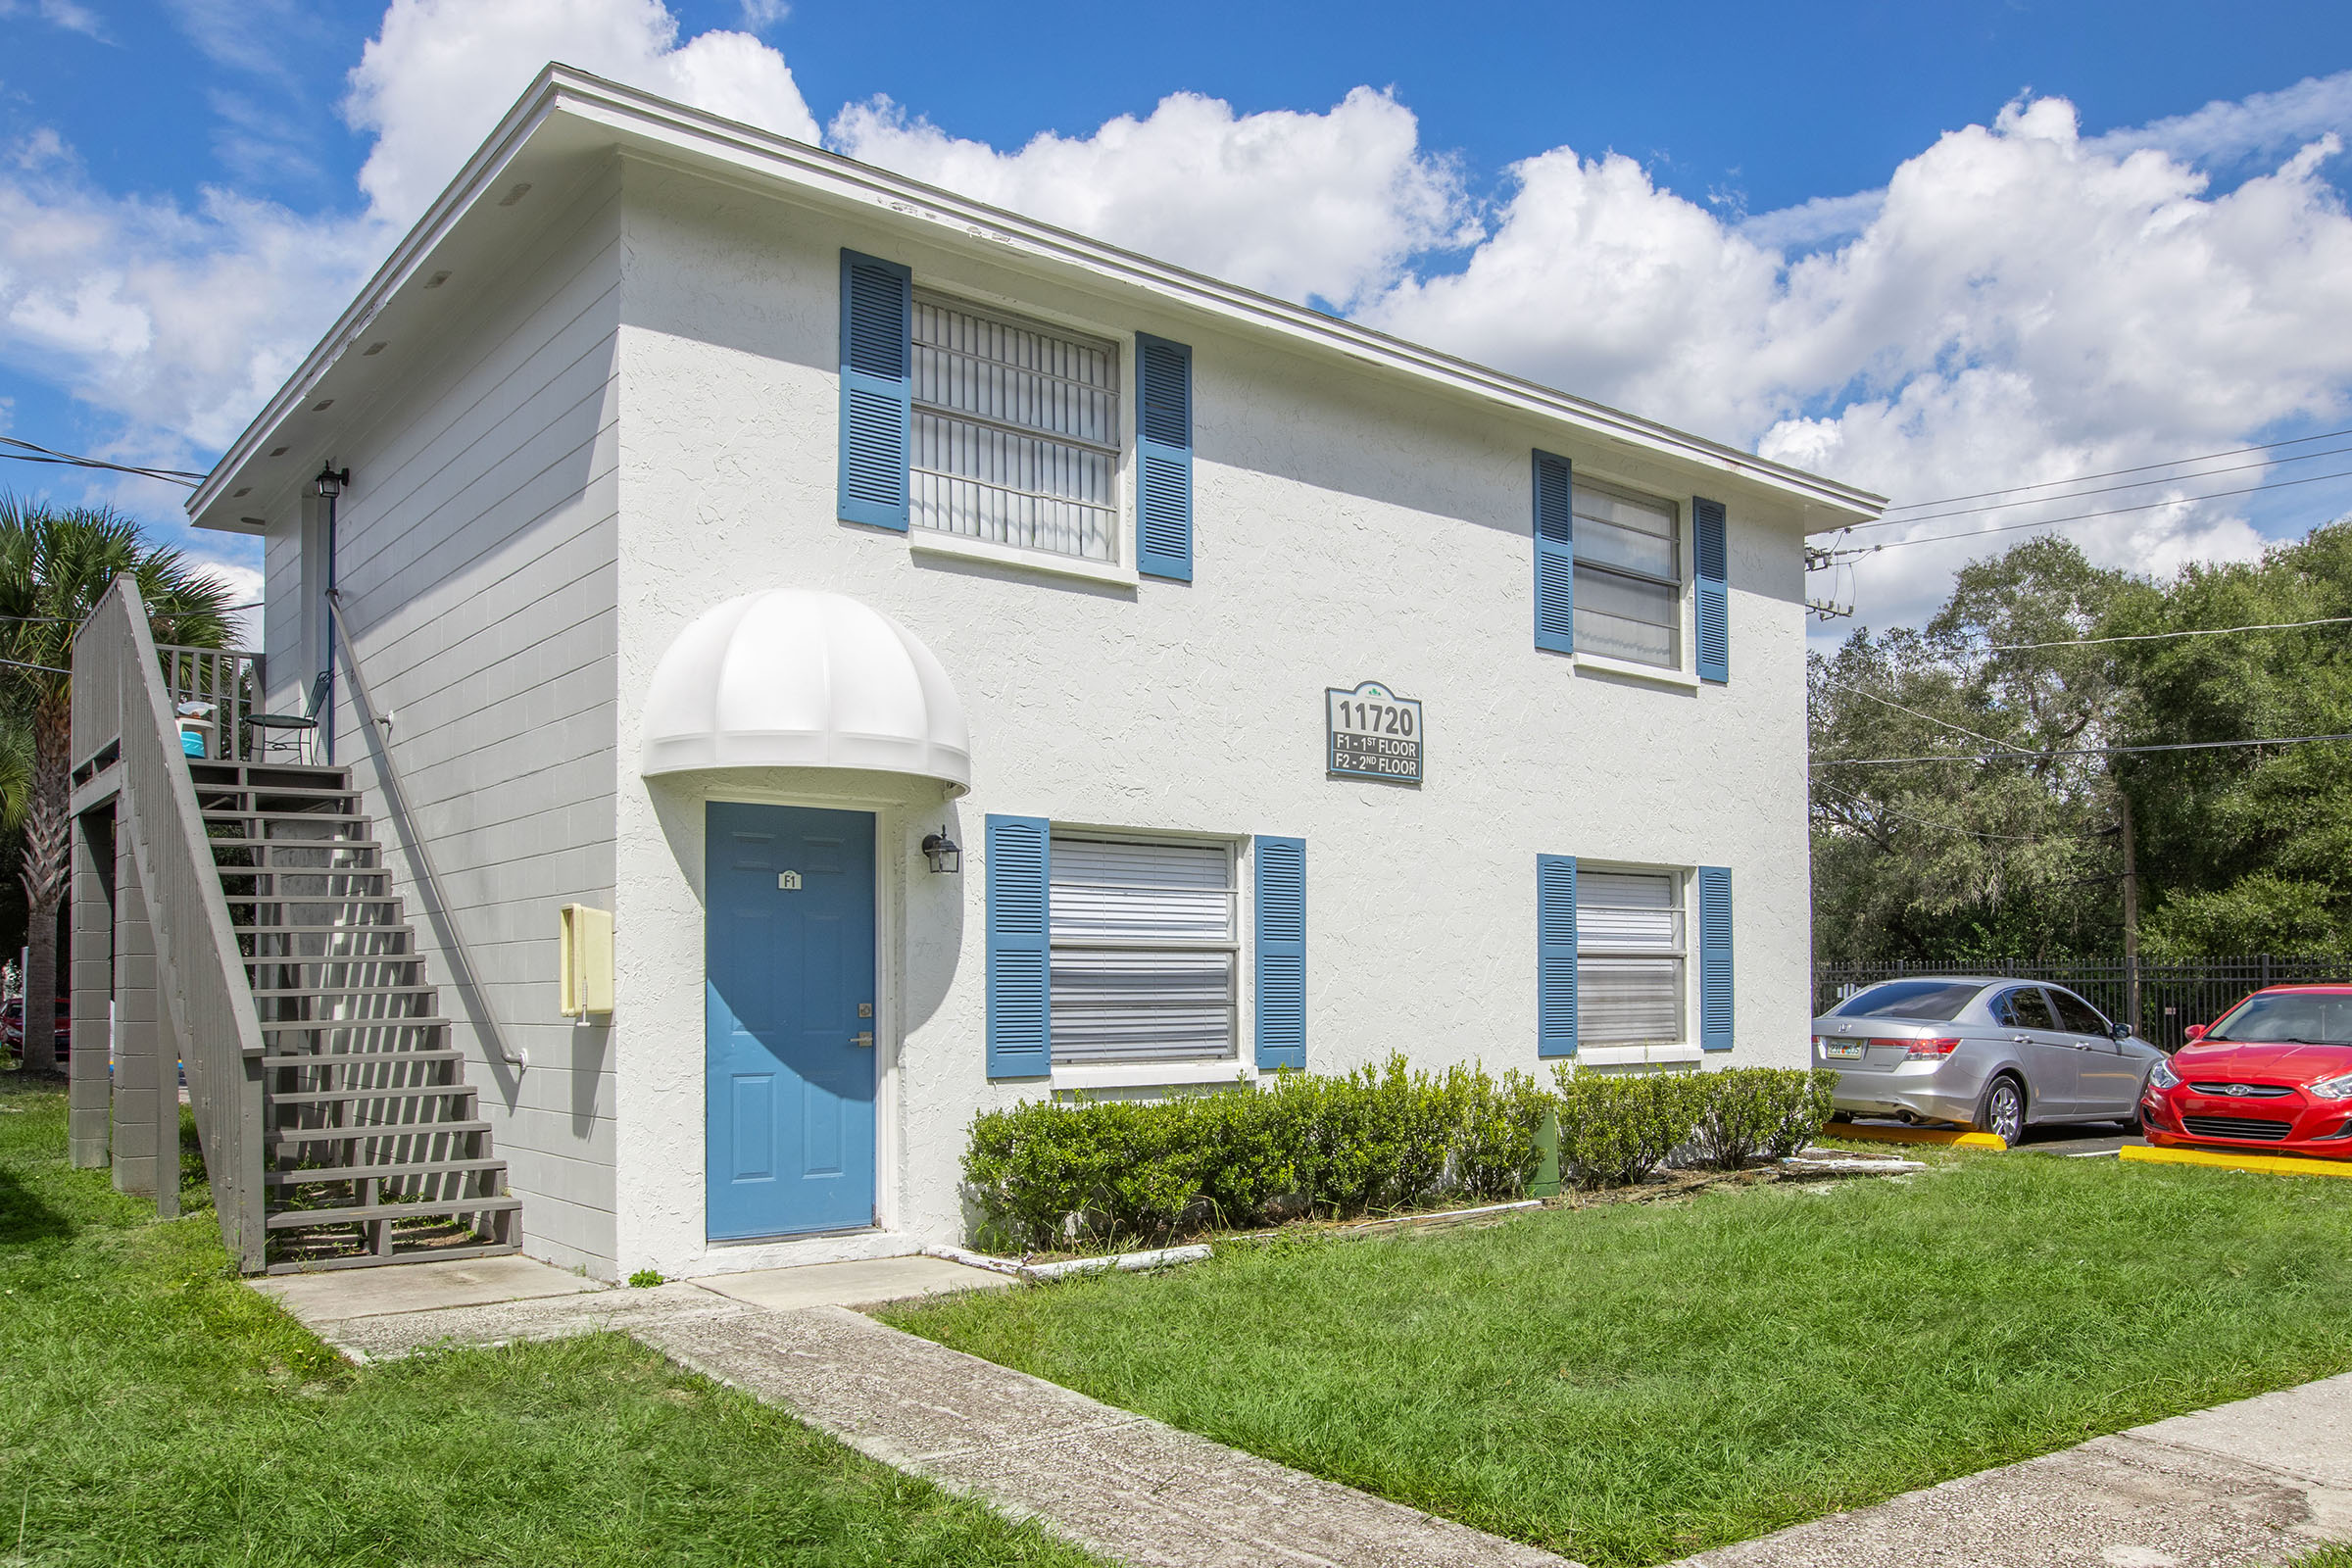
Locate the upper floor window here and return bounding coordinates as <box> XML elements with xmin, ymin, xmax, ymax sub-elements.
<box><xmin>1573</xmin><ymin>482</ymin><xmax>1681</xmax><ymax>669</ymax></box>
<box><xmin>911</xmin><ymin>295</ymin><xmax>1121</xmax><ymax>564</ymax></box>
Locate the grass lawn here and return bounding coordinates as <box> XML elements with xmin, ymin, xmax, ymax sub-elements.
<box><xmin>0</xmin><ymin>1073</ymin><xmax>1100</xmax><ymax>1567</ymax></box>
<box><xmin>886</xmin><ymin>1150</ymin><xmax>2352</xmax><ymax>1568</ymax></box>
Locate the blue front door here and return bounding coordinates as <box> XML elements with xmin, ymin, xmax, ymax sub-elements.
<box><xmin>706</xmin><ymin>802</ymin><xmax>877</xmax><ymax>1241</ymax></box>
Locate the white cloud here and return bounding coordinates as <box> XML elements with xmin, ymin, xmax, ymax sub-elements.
<box><xmin>737</xmin><ymin>0</ymin><xmax>787</xmax><ymax>28</ymax></box>
<box><xmin>2092</xmin><ymin>69</ymin><xmax>2352</xmax><ymax>168</ymax></box>
<box><xmin>830</xmin><ymin>86</ymin><xmax>1475</xmax><ymax>310</ymax></box>
<box><xmin>1357</xmin><ymin>93</ymin><xmax>2352</xmax><ymax>631</ymax></box>
<box><xmin>0</xmin><ymin>0</ymin><xmax>110</xmax><ymax>41</ymax></box>
<box><xmin>347</xmin><ymin>0</ymin><xmax>818</xmax><ymax>225</ymax></box>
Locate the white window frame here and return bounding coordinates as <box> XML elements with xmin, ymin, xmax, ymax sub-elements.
<box><xmin>1569</xmin><ymin>477</ymin><xmax>1698</xmax><ymax>689</ymax></box>
<box><xmin>905</xmin><ymin>290</ymin><xmax>1141</xmax><ymax>589</ymax></box>
<box><xmin>1045</xmin><ymin>830</ymin><xmax>1242</xmax><ymax>1085</ymax></box>
<box><xmin>1573</xmin><ymin>863</ymin><xmax>1693</xmax><ymax>1062</ymax></box>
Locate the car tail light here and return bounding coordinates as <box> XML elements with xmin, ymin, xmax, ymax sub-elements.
<box><xmin>1892</xmin><ymin>1038</ymin><xmax>1961</xmax><ymax>1058</ymax></box>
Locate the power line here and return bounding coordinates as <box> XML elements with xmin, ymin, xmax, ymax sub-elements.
<box><xmin>1</xmin><ymin>436</ymin><xmax>206</xmax><ymax>488</ymax></box>
<box><xmin>1812</xmin><ymin>779</ymin><xmax>2090</xmax><ymax>843</ymax></box>
<box><xmin>1812</xmin><ymin>466</ymin><xmax>2352</xmax><ymax>561</ymax></box>
<box><xmin>1817</xmin><ymin>677</ymin><xmax>2024</xmax><ymax>753</ymax></box>
<box><xmin>1814</xmin><ymin>731</ymin><xmax>2352</xmax><ymax>766</ymax></box>
<box><xmin>1984</xmin><ymin>614</ymin><xmax>2352</xmax><ymax>652</ymax></box>
<box><xmin>1865</xmin><ymin>424</ymin><xmax>2352</xmax><ymax>517</ymax></box>
<box><xmin>1848</xmin><ymin>441</ymin><xmax>2352</xmax><ymax>530</ymax></box>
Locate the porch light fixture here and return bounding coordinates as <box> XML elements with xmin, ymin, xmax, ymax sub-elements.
<box><xmin>920</xmin><ymin>829</ymin><xmax>960</xmax><ymax>875</ymax></box>
<box><xmin>315</xmin><ymin>464</ymin><xmax>350</xmax><ymax>500</ymax></box>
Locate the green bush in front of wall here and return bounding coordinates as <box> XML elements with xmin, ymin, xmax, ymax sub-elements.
<box><xmin>1548</xmin><ymin>1063</ymin><xmax>1841</xmax><ymax>1187</ymax></box>
<box><xmin>1549</xmin><ymin>1068</ymin><xmax>1706</xmax><ymax>1189</ymax></box>
<box><xmin>1688</xmin><ymin>1066</ymin><xmax>1840</xmax><ymax>1169</ymax></box>
<box><xmin>961</xmin><ymin>1054</ymin><xmax>1550</xmax><ymax>1252</ymax></box>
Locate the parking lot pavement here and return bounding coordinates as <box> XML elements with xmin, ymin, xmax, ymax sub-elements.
<box><xmin>2011</xmin><ymin>1122</ymin><xmax>2145</xmax><ymax>1157</ymax></box>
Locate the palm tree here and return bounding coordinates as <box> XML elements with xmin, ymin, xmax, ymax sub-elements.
<box><xmin>0</xmin><ymin>495</ymin><xmax>233</xmax><ymax>1075</ymax></box>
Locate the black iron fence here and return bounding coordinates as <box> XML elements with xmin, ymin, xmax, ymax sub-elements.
<box><xmin>1813</xmin><ymin>956</ymin><xmax>2352</xmax><ymax>1053</ymax></box>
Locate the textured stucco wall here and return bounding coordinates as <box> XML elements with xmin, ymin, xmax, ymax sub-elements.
<box><xmin>606</xmin><ymin>163</ymin><xmax>1818</xmax><ymax>1279</ymax></box>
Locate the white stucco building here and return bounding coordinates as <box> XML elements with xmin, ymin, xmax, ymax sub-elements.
<box><xmin>183</xmin><ymin>67</ymin><xmax>1882</xmax><ymax>1281</ymax></box>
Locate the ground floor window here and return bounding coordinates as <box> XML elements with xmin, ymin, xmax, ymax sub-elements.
<box><xmin>1577</xmin><ymin>868</ymin><xmax>1685</xmax><ymax>1045</ymax></box>
<box><xmin>1049</xmin><ymin>835</ymin><xmax>1237</xmax><ymax>1063</ymax></box>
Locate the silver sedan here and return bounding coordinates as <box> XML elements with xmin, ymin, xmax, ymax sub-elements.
<box><xmin>1811</xmin><ymin>976</ymin><xmax>2168</xmax><ymax>1142</ymax></box>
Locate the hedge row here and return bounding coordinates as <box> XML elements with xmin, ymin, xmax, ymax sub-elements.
<box><xmin>962</xmin><ymin>1057</ymin><xmax>1838</xmax><ymax>1252</ymax></box>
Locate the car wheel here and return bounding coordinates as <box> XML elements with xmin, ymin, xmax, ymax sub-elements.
<box><xmin>1979</xmin><ymin>1075</ymin><xmax>2026</xmax><ymax>1144</ymax></box>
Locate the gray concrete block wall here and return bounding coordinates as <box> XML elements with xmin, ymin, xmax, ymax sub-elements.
<box><xmin>268</xmin><ymin>167</ymin><xmax>625</xmax><ymax>1276</ymax></box>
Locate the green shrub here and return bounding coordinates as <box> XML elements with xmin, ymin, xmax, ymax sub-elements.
<box><xmin>961</xmin><ymin>1054</ymin><xmax>1547</xmax><ymax>1251</ymax></box>
<box><xmin>1549</xmin><ymin>1067</ymin><xmax>1704</xmax><ymax>1189</ymax></box>
<box><xmin>1688</xmin><ymin>1067</ymin><xmax>1841</xmax><ymax>1169</ymax></box>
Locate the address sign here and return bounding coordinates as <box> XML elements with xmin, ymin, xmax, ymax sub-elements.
<box><xmin>1326</xmin><ymin>680</ymin><xmax>1423</xmax><ymax>784</ymax></box>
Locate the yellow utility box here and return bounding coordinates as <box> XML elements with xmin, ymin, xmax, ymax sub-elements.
<box><xmin>559</xmin><ymin>904</ymin><xmax>614</xmax><ymax>1018</ymax></box>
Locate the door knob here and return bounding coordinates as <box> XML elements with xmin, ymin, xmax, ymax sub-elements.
<box><xmin>851</xmin><ymin>1032</ymin><xmax>875</xmax><ymax>1049</ymax></box>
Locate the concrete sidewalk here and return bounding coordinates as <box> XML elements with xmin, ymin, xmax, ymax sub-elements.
<box><xmin>256</xmin><ymin>1252</ymin><xmax>2352</xmax><ymax>1568</ymax></box>
<box><xmin>1669</xmin><ymin>1372</ymin><xmax>2352</xmax><ymax>1568</ymax></box>
<box><xmin>259</xmin><ymin>1253</ymin><xmax>1573</xmax><ymax>1568</ymax></box>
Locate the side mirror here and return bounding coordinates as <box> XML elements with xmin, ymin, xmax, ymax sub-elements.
<box><xmin>2110</xmin><ymin>1022</ymin><xmax>2134</xmax><ymax>1042</ymax></box>
<box><xmin>2182</xmin><ymin>1024</ymin><xmax>2208</xmax><ymax>1045</ymax></box>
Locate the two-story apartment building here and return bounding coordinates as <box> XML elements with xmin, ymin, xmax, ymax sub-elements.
<box><xmin>173</xmin><ymin>66</ymin><xmax>1881</xmax><ymax>1281</ymax></box>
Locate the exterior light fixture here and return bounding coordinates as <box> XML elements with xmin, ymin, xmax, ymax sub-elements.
<box><xmin>920</xmin><ymin>829</ymin><xmax>960</xmax><ymax>875</ymax></box>
<box><xmin>315</xmin><ymin>464</ymin><xmax>351</xmax><ymax>500</ymax></box>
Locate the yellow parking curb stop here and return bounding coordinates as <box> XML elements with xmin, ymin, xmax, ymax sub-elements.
<box><xmin>1827</xmin><ymin>1122</ymin><xmax>2008</xmax><ymax>1151</ymax></box>
<box><xmin>2119</xmin><ymin>1145</ymin><xmax>2352</xmax><ymax>1179</ymax></box>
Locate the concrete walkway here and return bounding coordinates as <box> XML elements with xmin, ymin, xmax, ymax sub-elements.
<box><xmin>1669</xmin><ymin>1372</ymin><xmax>2352</xmax><ymax>1568</ymax></box>
<box><xmin>256</xmin><ymin>1253</ymin><xmax>2352</xmax><ymax>1568</ymax></box>
<box><xmin>257</xmin><ymin>1253</ymin><xmax>1574</xmax><ymax>1568</ymax></box>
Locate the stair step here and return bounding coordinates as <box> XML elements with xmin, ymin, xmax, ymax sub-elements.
<box><xmin>259</xmin><ymin>1015</ymin><xmax>452</xmax><ymax>1032</ymax></box>
<box><xmin>264</xmin><ymin>1047</ymin><xmax>465</xmax><ymax>1065</ymax></box>
<box><xmin>262</xmin><ymin>1239</ymin><xmax>519</xmax><ymax>1275</ymax></box>
<box><xmin>213</xmin><ymin>841</ymin><xmax>386</xmax><ymax>860</ymax></box>
<box><xmin>201</xmin><ymin>809</ymin><xmax>368</xmax><ymax>825</ymax></box>
<box><xmin>268</xmin><ymin>1085</ymin><xmax>474</xmax><ymax>1107</ymax></box>
<box><xmin>266</xmin><ymin>1117</ymin><xmax>492</xmax><ymax>1147</ymax></box>
<box><xmin>265</xmin><ymin>1195</ymin><xmax>521</xmax><ymax>1230</ymax></box>
<box><xmin>238</xmin><ymin>926</ymin><xmax>413</xmax><ymax>942</ymax></box>
<box><xmin>248</xmin><ymin>982</ymin><xmax>434</xmax><ymax>997</ymax></box>
<box><xmin>266</xmin><ymin>1156</ymin><xmax>506</xmax><ymax>1186</ymax></box>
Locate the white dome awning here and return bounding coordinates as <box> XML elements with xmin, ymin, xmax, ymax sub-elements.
<box><xmin>640</xmin><ymin>590</ymin><xmax>970</xmax><ymax>796</ymax></box>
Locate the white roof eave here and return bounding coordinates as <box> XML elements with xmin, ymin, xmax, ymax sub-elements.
<box><xmin>189</xmin><ymin>65</ymin><xmax>1886</xmax><ymax>532</ymax></box>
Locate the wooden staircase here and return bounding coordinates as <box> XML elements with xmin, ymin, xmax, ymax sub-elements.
<box><xmin>193</xmin><ymin>759</ymin><xmax>520</xmax><ymax>1272</ymax></box>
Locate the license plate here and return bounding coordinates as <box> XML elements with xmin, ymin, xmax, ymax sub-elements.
<box><xmin>1823</xmin><ymin>1041</ymin><xmax>1866</xmax><ymax>1059</ymax></box>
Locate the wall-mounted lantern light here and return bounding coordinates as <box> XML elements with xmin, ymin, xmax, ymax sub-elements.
<box><xmin>920</xmin><ymin>828</ymin><xmax>960</xmax><ymax>875</ymax></box>
<box><xmin>315</xmin><ymin>464</ymin><xmax>351</xmax><ymax>500</ymax></box>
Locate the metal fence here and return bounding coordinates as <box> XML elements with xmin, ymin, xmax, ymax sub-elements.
<box><xmin>1814</xmin><ymin>956</ymin><xmax>2352</xmax><ymax>1053</ymax></box>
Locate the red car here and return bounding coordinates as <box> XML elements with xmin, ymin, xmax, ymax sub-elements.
<box><xmin>2140</xmin><ymin>985</ymin><xmax>2352</xmax><ymax>1158</ymax></box>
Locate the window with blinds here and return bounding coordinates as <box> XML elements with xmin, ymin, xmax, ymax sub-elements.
<box><xmin>1576</xmin><ymin>869</ymin><xmax>1686</xmax><ymax>1045</ymax></box>
<box><xmin>911</xmin><ymin>295</ymin><xmax>1121</xmax><ymax>564</ymax></box>
<box><xmin>1049</xmin><ymin>836</ymin><xmax>1237</xmax><ymax>1064</ymax></box>
<box><xmin>1573</xmin><ymin>482</ymin><xmax>1682</xmax><ymax>668</ymax></box>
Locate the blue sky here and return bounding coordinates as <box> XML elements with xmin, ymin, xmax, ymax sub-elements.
<box><xmin>6</xmin><ymin>0</ymin><xmax>2352</xmax><ymax>629</ymax></box>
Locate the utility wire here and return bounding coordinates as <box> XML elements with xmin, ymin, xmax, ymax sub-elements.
<box><xmin>1</xmin><ymin>436</ymin><xmax>206</xmax><ymax>488</ymax></box>
<box><xmin>1867</xmin><ymin>424</ymin><xmax>2352</xmax><ymax>516</ymax></box>
<box><xmin>1812</xmin><ymin>779</ymin><xmax>2091</xmax><ymax>843</ymax></box>
<box><xmin>1813</xmin><ymin>731</ymin><xmax>2352</xmax><ymax>766</ymax></box>
<box><xmin>1846</xmin><ymin>442</ymin><xmax>2352</xmax><ymax>530</ymax></box>
<box><xmin>1813</xmin><ymin>466</ymin><xmax>2352</xmax><ymax>560</ymax></box>
<box><xmin>1817</xmin><ymin>677</ymin><xmax>2025</xmax><ymax>753</ymax></box>
<box><xmin>1985</xmin><ymin>614</ymin><xmax>2352</xmax><ymax>652</ymax></box>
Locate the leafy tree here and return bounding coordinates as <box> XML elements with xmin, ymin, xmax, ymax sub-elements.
<box><xmin>0</xmin><ymin>496</ymin><xmax>233</xmax><ymax>1074</ymax></box>
<box><xmin>1810</xmin><ymin>538</ymin><xmax>2130</xmax><ymax>964</ymax></box>
<box><xmin>2107</xmin><ymin>521</ymin><xmax>2352</xmax><ymax>956</ymax></box>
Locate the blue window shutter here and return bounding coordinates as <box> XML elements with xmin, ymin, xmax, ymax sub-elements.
<box><xmin>1537</xmin><ymin>854</ymin><xmax>1578</xmax><ymax>1057</ymax></box>
<box><xmin>1694</xmin><ymin>496</ymin><xmax>1728</xmax><ymax>683</ymax></box>
<box><xmin>1136</xmin><ymin>333</ymin><xmax>1194</xmax><ymax>581</ymax></box>
<box><xmin>1698</xmin><ymin>865</ymin><xmax>1734</xmax><ymax>1052</ymax></box>
<box><xmin>1533</xmin><ymin>451</ymin><xmax>1575</xmax><ymax>654</ymax></box>
<box><xmin>985</xmin><ymin>815</ymin><xmax>1051</xmax><ymax>1078</ymax></box>
<box><xmin>1254</xmin><ymin>835</ymin><xmax>1306</xmax><ymax>1070</ymax></box>
<box><xmin>839</xmin><ymin>250</ymin><xmax>911</xmax><ymax>531</ymax></box>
